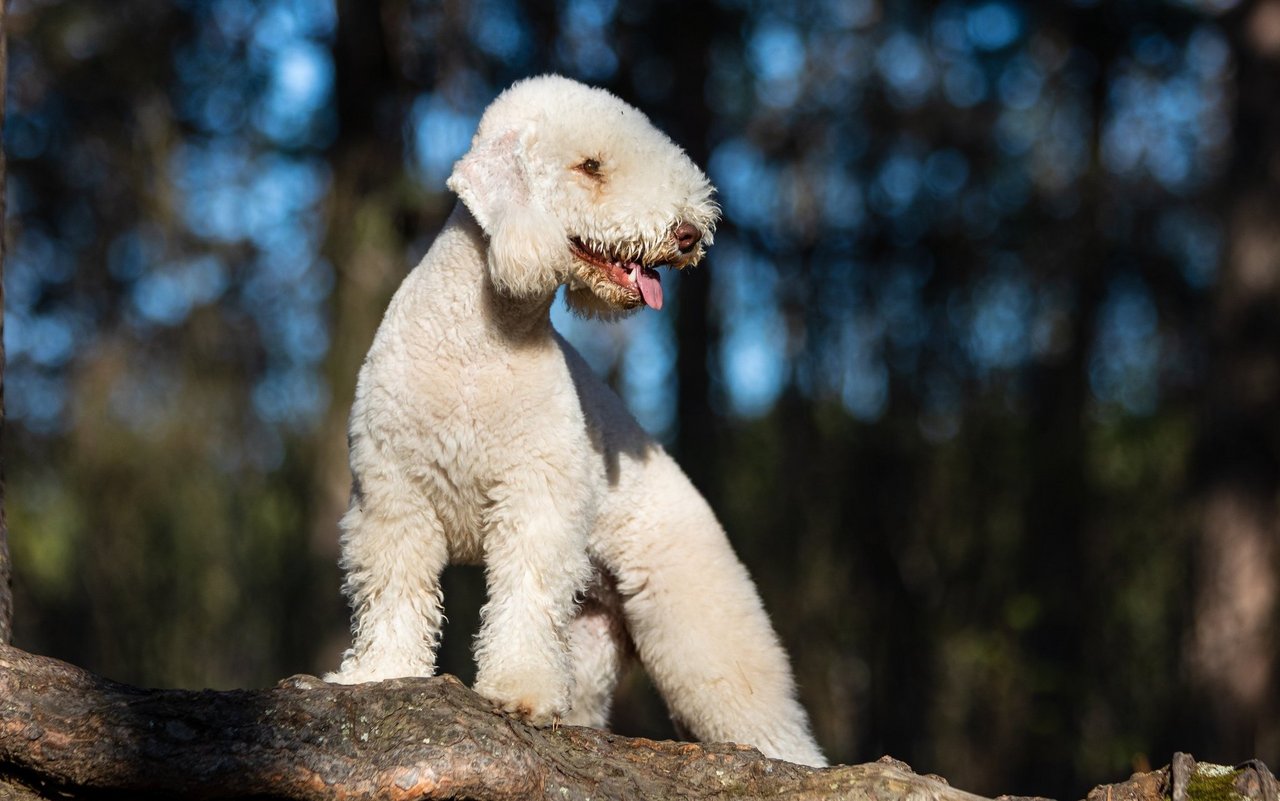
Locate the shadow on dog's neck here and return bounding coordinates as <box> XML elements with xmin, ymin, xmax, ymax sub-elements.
<box><xmin>483</xmin><ymin>280</ymin><xmax>555</xmax><ymax>346</ymax></box>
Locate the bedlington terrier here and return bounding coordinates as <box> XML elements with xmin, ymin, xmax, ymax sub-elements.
<box><xmin>326</xmin><ymin>75</ymin><xmax>826</xmax><ymax>767</ymax></box>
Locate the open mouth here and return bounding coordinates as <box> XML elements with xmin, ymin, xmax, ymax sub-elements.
<box><xmin>569</xmin><ymin>238</ymin><xmax>666</xmax><ymax>310</ymax></box>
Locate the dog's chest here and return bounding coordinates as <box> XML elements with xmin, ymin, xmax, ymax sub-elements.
<box><xmin>382</xmin><ymin>334</ymin><xmax>592</xmax><ymax>561</ymax></box>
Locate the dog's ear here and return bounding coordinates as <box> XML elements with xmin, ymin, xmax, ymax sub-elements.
<box><xmin>447</xmin><ymin>128</ymin><xmax>528</xmax><ymax>233</ymax></box>
<box><xmin>448</xmin><ymin>126</ymin><xmax>565</xmax><ymax>298</ymax></box>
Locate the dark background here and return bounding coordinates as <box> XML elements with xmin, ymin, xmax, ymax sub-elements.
<box><xmin>5</xmin><ymin>0</ymin><xmax>1280</xmax><ymax>797</ymax></box>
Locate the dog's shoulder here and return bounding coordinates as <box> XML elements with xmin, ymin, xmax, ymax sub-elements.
<box><xmin>552</xmin><ymin>332</ymin><xmax>656</xmax><ymax>461</ymax></box>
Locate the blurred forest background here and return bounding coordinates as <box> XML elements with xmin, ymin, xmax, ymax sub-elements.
<box><xmin>4</xmin><ymin>0</ymin><xmax>1280</xmax><ymax>797</ymax></box>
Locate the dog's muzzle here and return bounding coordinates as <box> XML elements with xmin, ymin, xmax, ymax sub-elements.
<box><xmin>569</xmin><ymin>222</ymin><xmax>705</xmax><ymax>311</ymax></box>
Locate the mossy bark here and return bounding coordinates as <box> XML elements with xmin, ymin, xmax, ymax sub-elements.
<box><xmin>1086</xmin><ymin>752</ymin><xmax>1278</xmax><ymax>801</ymax></box>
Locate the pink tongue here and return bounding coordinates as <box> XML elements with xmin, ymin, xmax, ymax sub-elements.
<box><xmin>635</xmin><ymin>266</ymin><xmax>664</xmax><ymax>310</ymax></box>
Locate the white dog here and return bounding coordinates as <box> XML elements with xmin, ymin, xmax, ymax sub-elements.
<box><xmin>327</xmin><ymin>75</ymin><xmax>826</xmax><ymax>767</ymax></box>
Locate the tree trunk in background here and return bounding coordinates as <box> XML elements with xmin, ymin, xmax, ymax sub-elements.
<box><xmin>1012</xmin><ymin>7</ymin><xmax>1114</xmax><ymax>786</ymax></box>
<box><xmin>657</xmin><ymin>2</ymin><xmax>722</xmax><ymax>502</ymax></box>
<box><xmin>0</xmin><ymin>0</ymin><xmax>11</xmax><ymax>647</ymax></box>
<box><xmin>308</xmin><ymin>0</ymin><xmax>420</xmax><ymax>669</ymax></box>
<box><xmin>1188</xmin><ymin>1</ymin><xmax>1280</xmax><ymax>762</ymax></box>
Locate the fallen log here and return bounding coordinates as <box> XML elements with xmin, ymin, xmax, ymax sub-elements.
<box><xmin>0</xmin><ymin>644</ymin><xmax>1275</xmax><ymax>801</ymax></box>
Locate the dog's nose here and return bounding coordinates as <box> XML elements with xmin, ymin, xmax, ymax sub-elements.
<box><xmin>674</xmin><ymin>222</ymin><xmax>701</xmax><ymax>254</ymax></box>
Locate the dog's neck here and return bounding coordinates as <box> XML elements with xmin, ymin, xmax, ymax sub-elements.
<box><xmin>426</xmin><ymin>204</ymin><xmax>557</xmax><ymax>345</ymax></box>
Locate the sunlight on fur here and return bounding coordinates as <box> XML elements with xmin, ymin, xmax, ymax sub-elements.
<box><xmin>326</xmin><ymin>75</ymin><xmax>825</xmax><ymax>767</ymax></box>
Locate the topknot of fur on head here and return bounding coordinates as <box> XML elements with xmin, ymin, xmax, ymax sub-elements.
<box><xmin>447</xmin><ymin>75</ymin><xmax>720</xmax><ymax>318</ymax></box>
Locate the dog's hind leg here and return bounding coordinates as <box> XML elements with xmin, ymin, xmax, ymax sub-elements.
<box><xmin>326</xmin><ymin>480</ymin><xmax>449</xmax><ymax>684</ymax></box>
<box><xmin>561</xmin><ymin>567</ymin><xmax>632</xmax><ymax>727</ymax></box>
<box><xmin>606</xmin><ymin>453</ymin><xmax>828</xmax><ymax>766</ymax></box>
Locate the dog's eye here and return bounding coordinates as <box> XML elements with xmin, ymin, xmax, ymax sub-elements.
<box><xmin>576</xmin><ymin>158</ymin><xmax>603</xmax><ymax>178</ymax></box>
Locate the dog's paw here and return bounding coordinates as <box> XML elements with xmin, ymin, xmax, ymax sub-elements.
<box><xmin>324</xmin><ymin>658</ymin><xmax>435</xmax><ymax>686</ymax></box>
<box><xmin>473</xmin><ymin>663</ymin><xmax>572</xmax><ymax>727</ymax></box>
<box><xmin>322</xmin><ymin>668</ymin><xmax>368</xmax><ymax>685</ymax></box>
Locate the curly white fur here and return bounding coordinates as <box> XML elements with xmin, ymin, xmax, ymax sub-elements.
<box><xmin>327</xmin><ymin>75</ymin><xmax>826</xmax><ymax>767</ymax></box>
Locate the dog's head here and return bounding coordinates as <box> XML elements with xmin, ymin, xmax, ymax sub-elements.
<box><xmin>448</xmin><ymin>75</ymin><xmax>719</xmax><ymax>317</ymax></box>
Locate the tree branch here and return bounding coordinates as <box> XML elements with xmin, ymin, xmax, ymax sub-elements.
<box><xmin>0</xmin><ymin>643</ymin><xmax>969</xmax><ymax>800</ymax></box>
<box><xmin>1</xmin><ymin>645</ymin><xmax>1275</xmax><ymax>801</ymax></box>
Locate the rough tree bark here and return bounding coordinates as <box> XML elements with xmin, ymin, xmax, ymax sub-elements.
<box><xmin>0</xmin><ymin>643</ymin><xmax>1274</xmax><ymax>801</ymax></box>
<box><xmin>0</xmin><ymin>644</ymin><xmax>977</xmax><ymax>801</ymax></box>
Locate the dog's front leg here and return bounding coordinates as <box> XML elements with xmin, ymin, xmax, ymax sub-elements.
<box><xmin>326</xmin><ymin>477</ymin><xmax>450</xmax><ymax>684</ymax></box>
<box><xmin>472</xmin><ymin>468</ymin><xmax>594</xmax><ymax>726</ymax></box>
